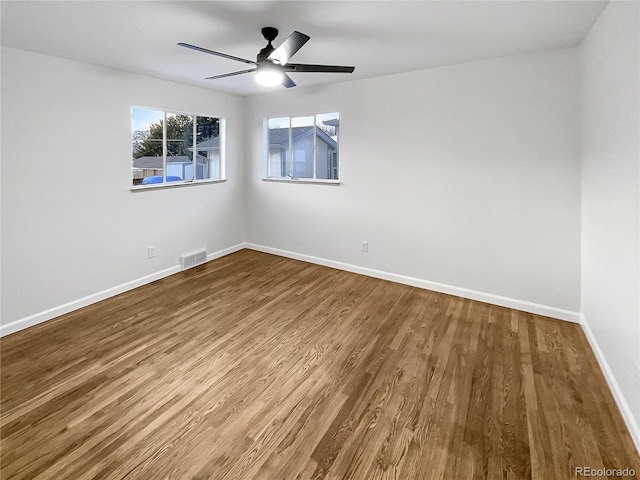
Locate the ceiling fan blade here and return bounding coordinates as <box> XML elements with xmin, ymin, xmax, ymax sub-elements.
<box><xmin>284</xmin><ymin>63</ymin><xmax>355</xmax><ymax>73</ymax></box>
<box><xmin>178</xmin><ymin>43</ymin><xmax>256</xmax><ymax>65</ymax></box>
<box><xmin>205</xmin><ymin>68</ymin><xmax>257</xmax><ymax>80</ymax></box>
<box><xmin>267</xmin><ymin>31</ymin><xmax>310</xmax><ymax>66</ymax></box>
<box><xmin>282</xmin><ymin>73</ymin><xmax>297</xmax><ymax>89</ymax></box>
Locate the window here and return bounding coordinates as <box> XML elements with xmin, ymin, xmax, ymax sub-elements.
<box><xmin>131</xmin><ymin>107</ymin><xmax>225</xmax><ymax>187</ymax></box>
<box><xmin>265</xmin><ymin>112</ymin><xmax>340</xmax><ymax>181</ymax></box>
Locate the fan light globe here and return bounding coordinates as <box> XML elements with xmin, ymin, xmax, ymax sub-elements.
<box><xmin>255</xmin><ymin>68</ymin><xmax>283</xmax><ymax>87</ymax></box>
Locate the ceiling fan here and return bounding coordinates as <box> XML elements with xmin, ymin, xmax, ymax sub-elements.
<box><xmin>178</xmin><ymin>27</ymin><xmax>355</xmax><ymax>88</ymax></box>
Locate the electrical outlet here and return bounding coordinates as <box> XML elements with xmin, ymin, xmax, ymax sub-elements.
<box><xmin>362</xmin><ymin>241</ymin><xmax>368</xmax><ymax>253</ymax></box>
<box><xmin>148</xmin><ymin>246</ymin><xmax>156</xmax><ymax>259</ymax></box>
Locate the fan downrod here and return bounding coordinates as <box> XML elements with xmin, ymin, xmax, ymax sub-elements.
<box><xmin>258</xmin><ymin>27</ymin><xmax>279</xmax><ymax>62</ymax></box>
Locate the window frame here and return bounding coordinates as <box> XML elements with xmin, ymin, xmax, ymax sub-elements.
<box><xmin>131</xmin><ymin>106</ymin><xmax>226</xmax><ymax>191</ymax></box>
<box><xmin>262</xmin><ymin>111</ymin><xmax>341</xmax><ymax>185</ymax></box>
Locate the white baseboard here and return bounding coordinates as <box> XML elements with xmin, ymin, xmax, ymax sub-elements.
<box><xmin>0</xmin><ymin>243</ymin><xmax>246</xmax><ymax>337</ymax></box>
<box><xmin>581</xmin><ymin>315</ymin><xmax>640</xmax><ymax>454</ymax></box>
<box><xmin>243</xmin><ymin>243</ymin><xmax>582</xmax><ymax>323</ymax></box>
<box><xmin>206</xmin><ymin>243</ymin><xmax>246</xmax><ymax>263</ymax></box>
<box><xmin>1</xmin><ymin>242</ymin><xmax>580</xmax><ymax>337</ymax></box>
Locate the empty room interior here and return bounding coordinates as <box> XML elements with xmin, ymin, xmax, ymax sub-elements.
<box><xmin>1</xmin><ymin>1</ymin><xmax>639</xmax><ymax>478</ymax></box>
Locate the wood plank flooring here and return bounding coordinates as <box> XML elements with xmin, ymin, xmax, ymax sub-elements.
<box><xmin>1</xmin><ymin>249</ymin><xmax>638</xmax><ymax>479</ymax></box>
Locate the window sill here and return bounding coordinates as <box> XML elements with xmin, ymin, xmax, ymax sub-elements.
<box><xmin>261</xmin><ymin>178</ymin><xmax>341</xmax><ymax>186</ymax></box>
<box><xmin>131</xmin><ymin>178</ymin><xmax>227</xmax><ymax>191</ymax></box>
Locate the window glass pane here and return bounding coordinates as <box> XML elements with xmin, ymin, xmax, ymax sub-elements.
<box><xmin>132</xmin><ymin>108</ymin><xmax>164</xmax><ymax>186</ymax></box>
<box><xmin>291</xmin><ymin>116</ymin><xmax>314</xmax><ymax>128</ymax></box>
<box><xmin>316</xmin><ymin>113</ymin><xmax>339</xmax><ymax>180</ymax></box>
<box><xmin>267</xmin><ymin>117</ymin><xmax>290</xmax><ymax>178</ymax></box>
<box><xmin>131</xmin><ymin>108</ymin><xmax>224</xmax><ymax>187</ymax></box>
<box><xmin>268</xmin><ymin>117</ymin><xmax>290</xmax><ymax>129</ymax></box>
<box><xmin>263</xmin><ymin>113</ymin><xmax>340</xmax><ymax>181</ymax></box>
<box><xmin>165</xmin><ymin>113</ymin><xmax>193</xmax><ymax>182</ymax></box>
<box><xmin>196</xmin><ymin>116</ymin><xmax>221</xmax><ymax>180</ymax></box>
<box><xmin>291</xmin><ymin>116</ymin><xmax>314</xmax><ymax>178</ymax></box>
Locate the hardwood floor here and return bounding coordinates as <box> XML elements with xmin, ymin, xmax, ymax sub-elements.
<box><xmin>1</xmin><ymin>249</ymin><xmax>638</xmax><ymax>479</ymax></box>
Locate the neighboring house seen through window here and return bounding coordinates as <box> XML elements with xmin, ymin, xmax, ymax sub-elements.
<box><xmin>131</xmin><ymin>107</ymin><xmax>225</xmax><ymax>187</ymax></box>
<box><xmin>265</xmin><ymin>113</ymin><xmax>340</xmax><ymax>181</ymax></box>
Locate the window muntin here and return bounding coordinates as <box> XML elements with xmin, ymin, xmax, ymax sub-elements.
<box><xmin>265</xmin><ymin>112</ymin><xmax>339</xmax><ymax>181</ymax></box>
<box><xmin>132</xmin><ymin>108</ymin><xmax>224</xmax><ymax>187</ymax></box>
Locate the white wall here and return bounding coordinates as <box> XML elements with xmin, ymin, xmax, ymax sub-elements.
<box><xmin>1</xmin><ymin>47</ymin><xmax>245</xmax><ymax>331</ymax></box>
<box><xmin>580</xmin><ymin>0</ymin><xmax>640</xmax><ymax>431</ymax></box>
<box><xmin>245</xmin><ymin>48</ymin><xmax>581</xmax><ymax>315</ymax></box>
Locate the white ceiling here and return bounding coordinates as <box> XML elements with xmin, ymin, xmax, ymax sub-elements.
<box><xmin>1</xmin><ymin>1</ymin><xmax>608</xmax><ymax>95</ymax></box>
